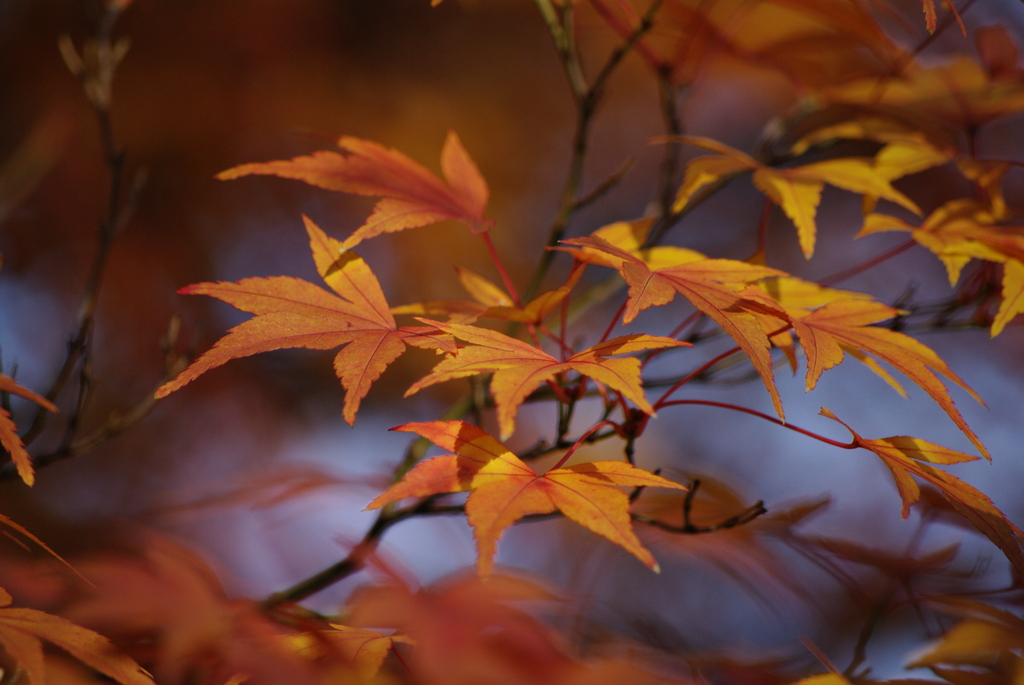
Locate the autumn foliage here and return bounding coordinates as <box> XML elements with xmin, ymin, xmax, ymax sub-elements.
<box><xmin>4</xmin><ymin>1</ymin><xmax>1024</xmax><ymax>684</ymax></box>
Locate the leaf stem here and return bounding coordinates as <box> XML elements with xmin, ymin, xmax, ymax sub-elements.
<box><xmin>546</xmin><ymin>379</ymin><xmax>573</xmax><ymax>405</ymax></box>
<box><xmin>756</xmin><ymin>197</ymin><xmax>773</xmax><ymax>260</ymax></box>
<box><xmin>640</xmin><ymin>310</ymin><xmax>703</xmax><ymax>370</ymax></box>
<box><xmin>658</xmin><ymin>399</ymin><xmax>858</xmax><ymax>449</ymax></box>
<box><xmin>653</xmin><ymin>344</ymin><xmax>744</xmax><ymax>410</ymax></box>
<box><xmin>599</xmin><ymin>300</ymin><xmax>629</xmax><ymax>343</ymax></box>
<box><xmin>818</xmin><ymin>238</ymin><xmax>916</xmax><ymax>287</ymax></box>
<box><xmin>480</xmin><ymin>232</ymin><xmax>523</xmax><ymax>308</ymax></box>
<box><xmin>551</xmin><ymin>420</ymin><xmax>618</xmax><ymax>470</ymax></box>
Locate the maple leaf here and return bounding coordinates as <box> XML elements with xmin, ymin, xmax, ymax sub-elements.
<box><xmin>0</xmin><ymin>374</ymin><xmax>58</xmax><ymax>486</ymax></box>
<box><xmin>392</xmin><ymin>265</ymin><xmax>581</xmax><ymax>326</ymax></box>
<box><xmin>780</xmin><ymin>298</ymin><xmax>987</xmax><ymax>457</ymax></box>
<box><xmin>405</xmin><ymin>321</ymin><xmax>689</xmax><ymax>439</ymax></box>
<box><xmin>911</xmin><ymin>618</ymin><xmax>1024</xmax><ymax>673</ymax></box>
<box><xmin>819</xmin><ymin>57</ymin><xmax>1024</xmax><ymax>133</ymax></box>
<box><xmin>217</xmin><ymin>131</ymin><xmax>493</xmax><ymax>248</ymax></box>
<box><xmin>345</xmin><ymin>574</ymin><xmax>583</xmax><ymax>685</ymax></box>
<box><xmin>820</xmin><ymin>409</ymin><xmax>1024</xmax><ymax>579</ymax></box>
<box><xmin>920</xmin><ymin>0</ymin><xmax>938</xmax><ymax>33</ymax></box>
<box><xmin>976</xmin><ymin>26</ymin><xmax>1023</xmax><ymax>82</ymax></box>
<box><xmin>860</xmin><ymin>199</ymin><xmax>1024</xmax><ymax>335</ymax></box>
<box><xmin>366</xmin><ymin>421</ymin><xmax>687</xmax><ymax>575</ymax></box>
<box><xmin>156</xmin><ymin>216</ymin><xmax>454</xmax><ymax>425</ymax></box>
<box><xmin>600</xmin><ymin>0</ymin><xmax>903</xmax><ymax>89</ymax></box>
<box><xmin>789</xmin><ymin>117</ymin><xmax>955</xmax><ymax>200</ymax></box>
<box><xmin>556</xmin><ymin>218</ymin><xmax>707</xmax><ymax>271</ymax></box>
<box><xmin>670</xmin><ymin>136</ymin><xmax>920</xmax><ymax>258</ymax></box>
<box><xmin>560</xmin><ymin>230</ymin><xmax>788</xmax><ymax>420</ymax></box>
<box><xmin>918</xmin><ymin>0</ymin><xmax>965</xmax><ymax>36</ymax></box>
<box><xmin>753</xmin><ymin>276</ymin><xmax>873</xmax><ymax>374</ymax></box>
<box><xmin>789</xmin><ymin>116</ymin><xmax>941</xmax><ymax>157</ymax></box>
<box><xmin>908</xmin><ymin>598</ymin><xmax>1024</xmax><ymax>678</ymax></box>
<box><xmin>286</xmin><ymin>623</ymin><xmax>410</xmax><ymax>681</ymax></box>
<box><xmin>0</xmin><ymin>586</ymin><xmax>152</xmax><ymax>685</ymax></box>
<box><xmin>789</xmin><ymin>675</ymin><xmax>854</xmax><ymax>685</ymax></box>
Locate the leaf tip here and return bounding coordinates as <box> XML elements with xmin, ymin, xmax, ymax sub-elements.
<box><xmin>18</xmin><ymin>468</ymin><xmax>35</xmax><ymax>487</ymax></box>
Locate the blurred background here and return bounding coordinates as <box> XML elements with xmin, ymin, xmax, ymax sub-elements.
<box><xmin>2</xmin><ymin>0</ymin><xmax>1024</xmax><ymax>681</ymax></box>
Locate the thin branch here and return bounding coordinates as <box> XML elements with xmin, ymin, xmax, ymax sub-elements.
<box><xmin>589</xmin><ymin>0</ymin><xmax>667</xmax><ymax>100</ymax></box>
<box><xmin>0</xmin><ymin>317</ymin><xmax>188</xmax><ymax>480</ymax></box>
<box><xmin>21</xmin><ymin>12</ymin><xmax>138</xmax><ymax>450</ymax></box>
<box><xmin>648</xmin><ymin>68</ymin><xmax>684</xmax><ymax>245</ymax></box>
<box><xmin>570</xmin><ymin>157</ymin><xmax>634</xmax><ymax>211</ymax></box>
<box><xmin>901</xmin><ymin>0</ymin><xmax>980</xmax><ymax>67</ymax></box>
<box><xmin>634</xmin><ymin>501</ymin><xmax>767</xmax><ymax>534</ymax></box>
<box><xmin>632</xmin><ymin>479</ymin><xmax>768</xmax><ymax>533</ymax></box>
<box><xmin>524</xmin><ymin>0</ymin><xmax>666</xmax><ymax>302</ymax></box>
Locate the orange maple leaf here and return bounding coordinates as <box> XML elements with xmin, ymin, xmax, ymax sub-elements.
<box><xmin>670</xmin><ymin>136</ymin><xmax>920</xmax><ymax>258</ymax></box>
<box><xmin>404</xmin><ymin>321</ymin><xmax>689</xmax><ymax>439</ymax></box>
<box><xmin>819</xmin><ymin>57</ymin><xmax>1024</xmax><ymax>133</ymax></box>
<box><xmin>820</xmin><ymin>409</ymin><xmax>1023</xmax><ymax>578</ymax></box>
<box><xmin>0</xmin><ymin>586</ymin><xmax>152</xmax><ymax>685</ymax></box>
<box><xmin>156</xmin><ymin>217</ymin><xmax>454</xmax><ymax>425</ymax></box>
<box><xmin>345</xmin><ymin>574</ymin><xmax>568</xmax><ymax>685</ymax></box>
<box><xmin>596</xmin><ymin>0</ymin><xmax>903</xmax><ymax>90</ymax></box>
<box><xmin>392</xmin><ymin>264</ymin><xmax>581</xmax><ymax>326</ymax></box>
<box><xmin>285</xmin><ymin>623</ymin><xmax>411</xmax><ymax>681</ymax></box>
<box><xmin>783</xmin><ymin>299</ymin><xmax>987</xmax><ymax>458</ymax></box>
<box><xmin>366</xmin><ymin>421</ymin><xmax>687</xmax><ymax>575</ymax></box>
<box><xmin>0</xmin><ymin>374</ymin><xmax>57</xmax><ymax>486</ymax></box>
<box><xmin>906</xmin><ymin>599</ymin><xmax>1024</xmax><ymax>672</ymax></box>
<box><xmin>919</xmin><ymin>0</ymin><xmax>965</xmax><ymax>36</ymax></box>
<box><xmin>861</xmin><ymin>199</ymin><xmax>1024</xmax><ymax>336</ymax></box>
<box><xmin>560</xmin><ymin>232</ymin><xmax>788</xmax><ymax>420</ymax></box>
<box><xmin>217</xmin><ymin>131</ymin><xmax>493</xmax><ymax>248</ymax></box>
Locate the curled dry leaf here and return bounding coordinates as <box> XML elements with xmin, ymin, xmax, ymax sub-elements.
<box><xmin>366</xmin><ymin>421</ymin><xmax>687</xmax><ymax>575</ymax></box>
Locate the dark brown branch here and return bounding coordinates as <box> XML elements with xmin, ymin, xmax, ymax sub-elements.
<box><xmin>20</xmin><ymin>8</ymin><xmax>137</xmax><ymax>452</ymax></box>
<box><xmin>0</xmin><ymin>317</ymin><xmax>187</xmax><ymax>480</ymax></box>
<box><xmin>524</xmin><ymin>0</ymin><xmax>666</xmax><ymax>302</ymax></box>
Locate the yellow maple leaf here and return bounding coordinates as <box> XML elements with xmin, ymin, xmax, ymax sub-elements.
<box><xmin>671</xmin><ymin>136</ymin><xmax>920</xmax><ymax>258</ymax></box>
